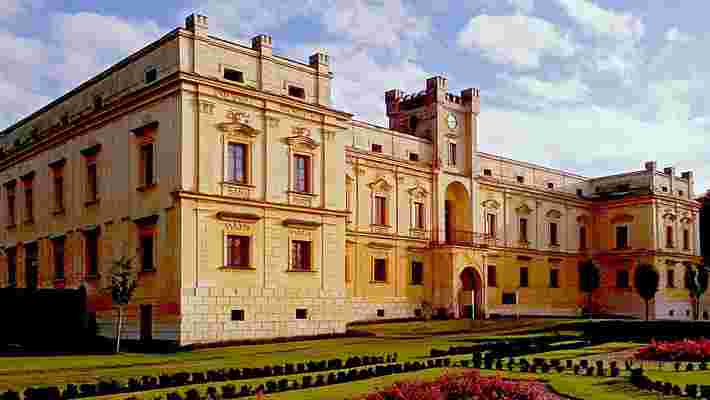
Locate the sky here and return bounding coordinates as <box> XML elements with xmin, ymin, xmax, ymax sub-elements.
<box><xmin>1</xmin><ymin>0</ymin><xmax>709</xmax><ymax>194</ymax></box>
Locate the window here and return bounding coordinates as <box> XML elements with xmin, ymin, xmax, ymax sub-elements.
<box><xmin>520</xmin><ymin>267</ymin><xmax>529</xmax><ymax>287</ymax></box>
<box><xmin>547</xmin><ymin>182</ymin><xmax>554</xmax><ymax>189</ymax></box>
<box><xmin>579</xmin><ymin>226</ymin><xmax>587</xmax><ymax>250</ymax></box>
<box><xmin>577</xmin><ymin>189</ymin><xmax>583</xmax><ymax>196</ymax></box>
<box><xmin>483</xmin><ymin>169</ymin><xmax>492</xmax><ymax>176</ymax></box>
<box><xmin>516</xmin><ymin>175</ymin><xmax>524</xmax><ymax>184</ymax></box>
<box><xmin>6</xmin><ymin>247</ymin><xmax>16</xmax><ymax>286</ymax></box>
<box><xmin>374</xmin><ymin>196</ymin><xmax>387</xmax><ymax>225</ymax></box>
<box><xmin>448</xmin><ymin>142</ymin><xmax>457</xmax><ymax>166</ymax></box>
<box><xmin>227</xmin><ymin>143</ymin><xmax>247</xmax><ymax>184</ymax></box>
<box><xmin>6</xmin><ymin>183</ymin><xmax>15</xmax><ymax>225</ymax></box>
<box><xmin>223</xmin><ymin>68</ymin><xmax>244</xmax><ymax>83</ymax></box>
<box><xmin>550</xmin><ymin>269</ymin><xmax>559</xmax><ymax>288</ymax></box>
<box><xmin>549</xmin><ymin>222</ymin><xmax>558</xmax><ymax>245</ymax></box>
<box><xmin>140</xmin><ymin>143</ymin><xmax>155</xmax><ymax>186</ymax></box>
<box><xmin>519</xmin><ymin>218</ymin><xmax>528</xmax><ymax>242</ymax></box>
<box><xmin>487</xmin><ymin>213</ymin><xmax>496</xmax><ymax>237</ymax></box>
<box><xmin>666</xmin><ymin>226</ymin><xmax>674</xmax><ymax>248</ymax></box>
<box><xmin>23</xmin><ymin>178</ymin><xmax>33</xmax><ymax>222</ymax></box>
<box><xmin>294</xmin><ymin>154</ymin><xmax>311</xmax><ymax>193</ymax></box>
<box><xmin>411</xmin><ymin>261</ymin><xmax>423</xmax><ymax>285</ymax></box>
<box><xmin>377</xmin><ymin>309</ymin><xmax>385</xmax><ymax>317</ymax></box>
<box><xmin>371</xmin><ymin>143</ymin><xmax>383</xmax><ymax>153</ymax></box>
<box><xmin>145</xmin><ymin>67</ymin><xmax>157</xmax><ymax>83</ymax></box>
<box><xmin>502</xmin><ymin>292</ymin><xmax>517</xmax><ymax>305</ymax></box>
<box><xmin>288</xmin><ymin>85</ymin><xmax>305</xmax><ymax>99</ymax></box>
<box><xmin>409</xmin><ymin>152</ymin><xmax>419</xmax><ymax>162</ymax></box>
<box><xmin>667</xmin><ymin>269</ymin><xmax>675</xmax><ymax>288</ymax></box>
<box><xmin>373</xmin><ymin>258</ymin><xmax>387</xmax><ymax>282</ymax></box>
<box><xmin>345</xmin><ymin>253</ymin><xmax>352</xmax><ymax>283</ymax></box>
<box><xmin>226</xmin><ymin>235</ymin><xmax>250</xmax><ymax>268</ymax></box>
<box><xmin>139</xmin><ymin>226</ymin><xmax>156</xmax><ymax>272</ymax></box>
<box><xmin>616</xmin><ymin>270</ymin><xmax>629</xmax><ymax>288</ymax></box>
<box><xmin>295</xmin><ymin>309</ymin><xmax>308</xmax><ymax>319</ymax></box>
<box><xmin>231</xmin><ymin>309</ymin><xmax>245</xmax><ymax>321</ymax></box>
<box><xmin>409</xmin><ymin>116</ymin><xmax>419</xmax><ymax>131</ymax></box>
<box><xmin>595</xmin><ymin>186</ymin><xmax>601</xmax><ymax>193</ymax></box>
<box><xmin>93</xmin><ymin>95</ymin><xmax>103</xmax><ymax>110</ymax></box>
<box><xmin>85</xmin><ymin>230</ymin><xmax>99</xmax><ymax>278</ymax></box>
<box><xmin>487</xmin><ymin>265</ymin><xmax>497</xmax><ymax>287</ymax></box>
<box><xmin>413</xmin><ymin>202</ymin><xmax>425</xmax><ymax>229</ymax></box>
<box><xmin>52</xmin><ymin>166</ymin><xmax>64</xmax><ymax>211</ymax></box>
<box><xmin>679</xmin><ymin>190</ymin><xmax>684</xmax><ymax>197</ymax></box>
<box><xmin>662</xmin><ymin>186</ymin><xmax>668</xmax><ymax>192</ymax></box>
<box><xmin>52</xmin><ymin>237</ymin><xmax>65</xmax><ymax>280</ymax></box>
<box><xmin>291</xmin><ymin>240</ymin><xmax>311</xmax><ymax>271</ymax></box>
<box><xmin>87</xmin><ymin>158</ymin><xmax>98</xmax><ymax>202</ymax></box>
<box><xmin>683</xmin><ymin>229</ymin><xmax>690</xmax><ymax>250</ymax></box>
<box><xmin>615</xmin><ymin>226</ymin><xmax>628</xmax><ymax>249</ymax></box>
<box><xmin>25</xmin><ymin>243</ymin><xmax>38</xmax><ymax>290</ymax></box>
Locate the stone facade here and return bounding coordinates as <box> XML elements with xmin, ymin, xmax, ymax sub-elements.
<box><xmin>0</xmin><ymin>13</ymin><xmax>706</xmax><ymax>346</ymax></box>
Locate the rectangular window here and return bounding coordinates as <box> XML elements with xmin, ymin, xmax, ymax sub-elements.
<box><xmin>502</xmin><ymin>292</ymin><xmax>517</xmax><ymax>305</ymax></box>
<box><xmin>371</xmin><ymin>143</ymin><xmax>383</xmax><ymax>153</ymax></box>
<box><xmin>223</xmin><ymin>68</ymin><xmax>244</xmax><ymax>83</ymax></box>
<box><xmin>85</xmin><ymin>230</ymin><xmax>99</xmax><ymax>278</ymax></box>
<box><xmin>411</xmin><ymin>261</ymin><xmax>423</xmax><ymax>285</ymax></box>
<box><xmin>25</xmin><ymin>243</ymin><xmax>38</xmax><ymax>290</ymax></box>
<box><xmin>616</xmin><ymin>270</ymin><xmax>629</xmax><ymax>288</ymax></box>
<box><xmin>227</xmin><ymin>142</ymin><xmax>247</xmax><ymax>184</ymax></box>
<box><xmin>87</xmin><ymin>159</ymin><xmax>98</xmax><ymax>202</ymax></box>
<box><xmin>373</xmin><ymin>258</ymin><xmax>387</xmax><ymax>282</ymax></box>
<box><xmin>6</xmin><ymin>183</ymin><xmax>15</xmax><ymax>225</ymax></box>
<box><xmin>409</xmin><ymin>152</ymin><xmax>419</xmax><ymax>162</ymax></box>
<box><xmin>667</xmin><ymin>269</ymin><xmax>675</xmax><ymax>288</ymax></box>
<box><xmin>294</xmin><ymin>154</ymin><xmax>310</xmax><ymax>193</ymax></box>
<box><xmin>226</xmin><ymin>235</ymin><xmax>250</xmax><ymax>268</ymax></box>
<box><xmin>550</xmin><ymin>269</ymin><xmax>559</xmax><ymax>288</ymax></box>
<box><xmin>666</xmin><ymin>226</ymin><xmax>674</xmax><ymax>248</ymax></box>
<box><xmin>547</xmin><ymin>182</ymin><xmax>554</xmax><ymax>189</ymax></box>
<box><xmin>288</xmin><ymin>85</ymin><xmax>305</xmax><ymax>99</ymax></box>
<box><xmin>291</xmin><ymin>240</ymin><xmax>312</xmax><ymax>271</ymax></box>
<box><xmin>296</xmin><ymin>308</ymin><xmax>308</xmax><ymax>319</ymax></box>
<box><xmin>414</xmin><ymin>202</ymin><xmax>425</xmax><ymax>229</ymax></box>
<box><xmin>140</xmin><ymin>143</ymin><xmax>155</xmax><ymax>186</ymax></box>
<box><xmin>145</xmin><ymin>67</ymin><xmax>157</xmax><ymax>83</ymax></box>
<box><xmin>448</xmin><ymin>142</ymin><xmax>457</xmax><ymax>166</ymax></box>
<box><xmin>517</xmin><ymin>176</ymin><xmax>524</xmax><ymax>184</ymax></box>
<box><xmin>140</xmin><ymin>234</ymin><xmax>155</xmax><ymax>272</ymax></box>
<box><xmin>54</xmin><ymin>172</ymin><xmax>64</xmax><ymax>211</ymax></box>
<box><xmin>549</xmin><ymin>222</ymin><xmax>558</xmax><ymax>245</ymax></box>
<box><xmin>487</xmin><ymin>213</ymin><xmax>496</xmax><ymax>237</ymax></box>
<box><xmin>6</xmin><ymin>247</ymin><xmax>16</xmax><ymax>286</ymax></box>
<box><xmin>577</xmin><ymin>189</ymin><xmax>583</xmax><ymax>196</ymax></box>
<box><xmin>231</xmin><ymin>309</ymin><xmax>245</xmax><ymax>321</ymax></box>
<box><xmin>345</xmin><ymin>253</ymin><xmax>352</xmax><ymax>283</ymax></box>
<box><xmin>24</xmin><ymin>179</ymin><xmax>33</xmax><ymax>222</ymax></box>
<box><xmin>519</xmin><ymin>218</ymin><xmax>528</xmax><ymax>242</ymax></box>
<box><xmin>683</xmin><ymin>229</ymin><xmax>690</xmax><ymax>250</ymax></box>
<box><xmin>483</xmin><ymin>168</ymin><xmax>492</xmax><ymax>176</ymax></box>
<box><xmin>374</xmin><ymin>196</ymin><xmax>387</xmax><ymax>225</ymax></box>
<box><xmin>616</xmin><ymin>226</ymin><xmax>629</xmax><ymax>249</ymax></box>
<box><xmin>520</xmin><ymin>267</ymin><xmax>529</xmax><ymax>287</ymax></box>
<box><xmin>53</xmin><ymin>238</ymin><xmax>65</xmax><ymax>280</ymax></box>
<box><xmin>487</xmin><ymin>265</ymin><xmax>497</xmax><ymax>287</ymax></box>
<box><xmin>579</xmin><ymin>226</ymin><xmax>587</xmax><ymax>250</ymax></box>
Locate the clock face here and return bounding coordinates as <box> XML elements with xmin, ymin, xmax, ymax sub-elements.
<box><xmin>447</xmin><ymin>113</ymin><xmax>458</xmax><ymax>129</ymax></box>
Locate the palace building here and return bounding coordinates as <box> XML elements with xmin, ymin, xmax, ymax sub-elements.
<box><xmin>0</xmin><ymin>14</ymin><xmax>705</xmax><ymax>345</ymax></box>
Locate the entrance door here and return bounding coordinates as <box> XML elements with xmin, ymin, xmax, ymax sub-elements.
<box><xmin>25</xmin><ymin>243</ymin><xmax>38</xmax><ymax>290</ymax></box>
<box><xmin>459</xmin><ymin>267</ymin><xmax>484</xmax><ymax>320</ymax></box>
<box><xmin>140</xmin><ymin>304</ymin><xmax>153</xmax><ymax>343</ymax></box>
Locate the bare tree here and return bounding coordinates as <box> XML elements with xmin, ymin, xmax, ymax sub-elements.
<box><xmin>106</xmin><ymin>255</ymin><xmax>138</xmax><ymax>353</ymax></box>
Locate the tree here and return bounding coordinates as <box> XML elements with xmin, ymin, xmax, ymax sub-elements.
<box><xmin>634</xmin><ymin>263</ymin><xmax>659</xmax><ymax>321</ymax></box>
<box><xmin>578</xmin><ymin>260</ymin><xmax>600</xmax><ymax>315</ymax></box>
<box><xmin>106</xmin><ymin>255</ymin><xmax>138</xmax><ymax>353</ymax></box>
<box><xmin>685</xmin><ymin>264</ymin><xmax>710</xmax><ymax>320</ymax></box>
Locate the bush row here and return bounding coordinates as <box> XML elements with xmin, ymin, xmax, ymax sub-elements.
<box><xmin>630</xmin><ymin>368</ymin><xmax>710</xmax><ymax>398</ymax></box>
<box><xmin>6</xmin><ymin>354</ymin><xmax>399</xmax><ymax>400</ymax></box>
<box><xmin>470</xmin><ymin>354</ymin><xmax>621</xmax><ymax>377</ymax></box>
<box><xmin>429</xmin><ymin>336</ymin><xmax>594</xmax><ymax>360</ymax></box>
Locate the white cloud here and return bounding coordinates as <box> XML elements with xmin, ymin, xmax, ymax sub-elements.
<box><xmin>0</xmin><ymin>0</ymin><xmax>42</xmax><ymax>20</ymax></box>
<box><xmin>502</xmin><ymin>75</ymin><xmax>590</xmax><ymax>103</ymax></box>
<box><xmin>457</xmin><ymin>14</ymin><xmax>575</xmax><ymax>68</ymax></box>
<box><xmin>555</xmin><ymin>0</ymin><xmax>644</xmax><ymax>41</ymax></box>
<box><xmin>507</xmin><ymin>0</ymin><xmax>534</xmax><ymax>14</ymax></box>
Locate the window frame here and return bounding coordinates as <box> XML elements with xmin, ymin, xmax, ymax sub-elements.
<box><xmin>683</xmin><ymin>228</ymin><xmax>690</xmax><ymax>250</ymax></box>
<box><xmin>53</xmin><ymin>237</ymin><xmax>65</xmax><ymax>281</ymax></box>
<box><xmin>371</xmin><ymin>143</ymin><xmax>383</xmax><ymax>153</ymax></box>
<box><xmin>288</xmin><ymin>85</ymin><xmax>305</xmax><ymax>99</ymax></box>
<box><xmin>486</xmin><ymin>213</ymin><xmax>497</xmax><ymax>237</ymax></box>
<box><xmin>448</xmin><ymin>142</ymin><xmax>457</xmax><ymax>167</ymax></box>
<box><xmin>225</xmin><ymin>234</ymin><xmax>251</xmax><ymax>268</ymax></box>
<box><xmin>226</xmin><ymin>141</ymin><xmax>249</xmax><ymax>185</ymax></box>
<box><xmin>53</xmin><ymin>168</ymin><xmax>64</xmax><ymax>212</ymax></box>
<box><xmin>487</xmin><ymin>265</ymin><xmax>497</xmax><ymax>287</ymax></box>
<box><xmin>5</xmin><ymin>182</ymin><xmax>16</xmax><ymax>226</ymax></box>
<box><xmin>373</xmin><ymin>258</ymin><xmax>387</xmax><ymax>283</ymax></box>
<box><xmin>579</xmin><ymin>226</ymin><xmax>587</xmax><ymax>250</ymax></box>
<box><xmin>85</xmin><ymin>230</ymin><xmax>99</xmax><ymax>279</ymax></box>
<box><xmin>519</xmin><ymin>266</ymin><xmax>529</xmax><ymax>288</ymax></box>
<box><xmin>374</xmin><ymin>195</ymin><xmax>388</xmax><ymax>226</ymax></box>
<box><xmin>483</xmin><ymin>168</ymin><xmax>492</xmax><ymax>176</ymax></box>
<box><xmin>144</xmin><ymin>66</ymin><xmax>157</xmax><ymax>84</ymax></box>
<box><xmin>413</xmin><ymin>202</ymin><xmax>425</xmax><ymax>229</ymax></box>
<box><xmin>223</xmin><ymin>67</ymin><xmax>245</xmax><ymax>83</ymax></box>
<box><xmin>666</xmin><ymin>226</ymin><xmax>674</xmax><ymax>248</ymax></box>
<box><xmin>519</xmin><ymin>218</ymin><xmax>528</xmax><ymax>242</ymax></box>
<box><xmin>293</xmin><ymin>153</ymin><xmax>311</xmax><ymax>193</ymax></box>
<box><xmin>549</xmin><ymin>222</ymin><xmax>558</xmax><ymax>246</ymax></box>
<box><xmin>290</xmin><ymin>240</ymin><xmax>312</xmax><ymax>271</ymax></box>
<box><xmin>549</xmin><ymin>268</ymin><xmax>560</xmax><ymax>288</ymax></box>
<box><xmin>667</xmin><ymin>268</ymin><xmax>676</xmax><ymax>288</ymax></box>
<box><xmin>616</xmin><ymin>270</ymin><xmax>630</xmax><ymax>289</ymax></box>
<box><xmin>410</xmin><ymin>261</ymin><xmax>424</xmax><ymax>285</ymax></box>
<box><xmin>86</xmin><ymin>157</ymin><xmax>99</xmax><ymax>203</ymax></box>
<box><xmin>615</xmin><ymin>225</ymin><xmax>629</xmax><ymax>249</ymax></box>
<box><xmin>22</xmin><ymin>176</ymin><xmax>34</xmax><ymax>223</ymax></box>
<box><xmin>139</xmin><ymin>142</ymin><xmax>156</xmax><ymax>187</ymax></box>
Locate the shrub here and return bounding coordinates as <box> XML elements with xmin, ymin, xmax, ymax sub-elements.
<box><xmin>185</xmin><ymin>389</ymin><xmax>200</xmax><ymax>400</ymax></box>
<box><xmin>239</xmin><ymin>385</ymin><xmax>251</xmax><ymax>397</ymax></box>
<box><xmin>701</xmin><ymin>385</ymin><xmax>710</xmax><ymax>398</ymax></box>
<box><xmin>62</xmin><ymin>384</ymin><xmax>79</xmax><ymax>399</ymax></box>
<box><xmin>206</xmin><ymin>387</ymin><xmax>218</xmax><ymax>400</ymax></box>
<box><xmin>610</xmin><ymin>367</ymin><xmax>620</xmax><ymax>377</ymax></box>
<box><xmin>315</xmin><ymin>375</ymin><xmax>325</xmax><ymax>386</ymax></box>
<box><xmin>278</xmin><ymin>379</ymin><xmax>289</xmax><ymax>392</ymax></box>
<box><xmin>586</xmin><ymin>367</ymin><xmax>595</xmax><ymax>376</ymax></box>
<box><xmin>221</xmin><ymin>384</ymin><xmax>236</xmax><ymax>399</ymax></box>
<box><xmin>566</xmin><ymin>360</ymin><xmax>573</xmax><ymax>369</ymax></box>
<box><xmin>327</xmin><ymin>373</ymin><xmax>337</xmax><ymax>385</ymax></box>
<box><xmin>265</xmin><ymin>380</ymin><xmax>277</xmax><ymax>393</ymax></box>
<box><xmin>460</xmin><ymin>360</ymin><xmax>470</xmax><ymax>368</ymax></box>
<box><xmin>192</xmin><ymin>372</ymin><xmax>206</xmax><ymax>384</ymax></box>
<box><xmin>573</xmin><ymin>365</ymin><xmax>580</xmax><ymax>375</ymax></box>
<box><xmin>78</xmin><ymin>384</ymin><xmax>97</xmax><ymax>397</ymax></box>
<box><xmin>674</xmin><ymin>361</ymin><xmax>681</xmax><ymax>371</ymax></box>
<box><xmin>580</xmin><ymin>360</ymin><xmax>589</xmax><ymax>369</ymax></box>
<box><xmin>166</xmin><ymin>392</ymin><xmax>182</xmax><ymax>400</ymax></box>
<box><xmin>636</xmin><ymin>338</ymin><xmax>710</xmax><ymax>362</ymax></box>
<box><xmin>686</xmin><ymin>384</ymin><xmax>698</xmax><ymax>397</ymax></box>
<box><xmin>672</xmin><ymin>385</ymin><xmax>682</xmax><ymax>396</ymax></box>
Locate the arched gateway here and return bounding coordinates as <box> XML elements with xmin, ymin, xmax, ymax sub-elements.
<box><xmin>459</xmin><ymin>267</ymin><xmax>484</xmax><ymax>319</ymax></box>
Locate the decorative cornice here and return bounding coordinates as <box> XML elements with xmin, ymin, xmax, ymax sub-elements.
<box><xmin>283</xmin><ymin>219</ymin><xmax>321</xmax><ymax>229</ymax></box>
<box><xmin>515</xmin><ymin>203</ymin><xmax>533</xmax><ymax>215</ymax></box>
<box><xmin>133</xmin><ymin>214</ymin><xmax>160</xmax><ymax>226</ymax></box>
<box><xmin>368</xmin><ymin>176</ymin><xmax>393</xmax><ymax>192</ymax></box>
<box><xmin>482</xmin><ymin>199</ymin><xmax>500</xmax><ymax>210</ymax></box>
<box><xmin>368</xmin><ymin>241</ymin><xmax>394</xmax><ymax>249</ymax></box>
<box><xmin>217</xmin><ymin>212</ymin><xmax>262</xmax><ymax>221</ymax></box>
<box><xmin>546</xmin><ymin>209</ymin><xmax>562</xmax><ymax>219</ymax></box>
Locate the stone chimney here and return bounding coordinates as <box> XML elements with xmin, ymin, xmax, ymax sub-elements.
<box><xmin>663</xmin><ymin>166</ymin><xmax>676</xmax><ymax>177</ymax></box>
<box><xmin>309</xmin><ymin>52</ymin><xmax>330</xmax><ymax>73</ymax></box>
<box><xmin>309</xmin><ymin>51</ymin><xmax>331</xmax><ymax>106</ymax></box>
<box><xmin>185</xmin><ymin>14</ymin><xmax>208</xmax><ymax>36</ymax></box>
<box><xmin>251</xmin><ymin>34</ymin><xmax>273</xmax><ymax>56</ymax></box>
<box><xmin>644</xmin><ymin>161</ymin><xmax>657</xmax><ymax>172</ymax></box>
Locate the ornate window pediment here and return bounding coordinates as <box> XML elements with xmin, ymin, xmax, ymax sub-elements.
<box><xmin>662</xmin><ymin>212</ymin><xmax>677</xmax><ymax>222</ymax></box>
<box><xmin>482</xmin><ymin>199</ymin><xmax>500</xmax><ymax>210</ymax></box>
<box><xmin>611</xmin><ymin>213</ymin><xmax>634</xmax><ymax>224</ymax></box>
<box><xmin>368</xmin><ymin>176</ymin><xmax>392</xmax><ymax>193</ymax></box>
<box><xmin>217</xmin><ymin>111</ymin><xmax>260</xmax><ymax>139</ymax></box>
<box><xmin>680</xmin><ymin>216</ymin><xmax>693</xmax><ymax>224</ymax></box>
<box><xmin>515</xmin><ymin>203</ymin><xmax>533</xmax><ymax>215</ymax></box>
<box><xmin>408</xmin><ymin>184</ymin><xmax>428</xmax><ymax>200</ymax></box>
<box><xmin>546</xmin><ymin>209</ymin><xmax>562</xmax><ymax>219</ymax></box>
<box><xmin>285</xmin><ymin>127</ymin><xmax>320</xmax><ymax>150</ymax></box>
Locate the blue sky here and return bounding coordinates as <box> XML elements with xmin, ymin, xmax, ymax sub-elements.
<box><xmin>1</xmin><ymin>0</ymin><xmax>709</xmax><ymax>193</ymax></box>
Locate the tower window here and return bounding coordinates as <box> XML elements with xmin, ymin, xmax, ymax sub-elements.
<box><xmin>483</xmin><ymin>169</ymin><xmax>492</xmax><ymax>176</ymax></box>
<box><xmin>223</xmin><ymin>68</ymin><xmax>244</xmax><ymax>83</ymax></box>
<box><xmin>517</xmin><ymin>176</ymin><xmax>524</xmax><ymax>184</ymax></box>
<box><xmin>409</xmin><ymin>152</ymin><xmax>419</xmax><ymax>162</ymax></box>
<box><xmin>288</xmin><ymin>85</ymin><xmax>305</xmax><ymax>99</ymax></box>
<box><xmin>371</xmin><ymin>143</ymin><xmax>383</xmax><ymax>153</ymax></box>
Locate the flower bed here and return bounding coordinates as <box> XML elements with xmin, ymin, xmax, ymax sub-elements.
<box><xmin>635</xmin><ymin>339</ymin><xmax>710</xmax><ymax>362</ymax></box>
<box><xmin>355</xmin><ymin>370</ymin><xmax>561</xmax><ymax>400</ymax></box>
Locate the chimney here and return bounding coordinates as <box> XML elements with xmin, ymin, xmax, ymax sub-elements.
<box><xmin>663</xmin><ymin>167</ymin><xmax>675</xmax><ymax>177</ymax></box>
<box><xmin>309</xmin><ymin>52</ymin><xmax>330</xmax><ymax>73</ymax></box>
<box><xmin>185</xmin><ymin>14</ymin><xmax>208</xmax><ymax>36</ymax></box>
<box><xmin>251</xmin><ymin>34</ymin><xmax>273</xmax><ymax>56</ymax></box>
<box><xmin>644</xmin><ymin>161</ymin><xmax>657</xmax><ymax>172</ymax></box>
<box><xmin>681</xmin><ymin>171</ymin><xmax>693</xmax><ymax>181</ymax></box>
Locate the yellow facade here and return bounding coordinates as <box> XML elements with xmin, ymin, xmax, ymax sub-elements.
<box><xmin>0</xmin><ymin>14</ymin><xmax>705</xmax><ymax>345</ymax></box>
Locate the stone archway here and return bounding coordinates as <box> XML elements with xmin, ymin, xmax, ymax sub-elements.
<box><xmin>445</xmin><ymin>182</ymin><xmax>472</xmax><ymax>244</ymax></box>
<box><xmin>459</xmin><ymin>267</ymin><xmax>483</xmax><ymax>319</ymax></box>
